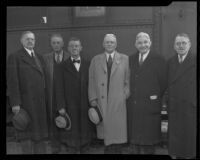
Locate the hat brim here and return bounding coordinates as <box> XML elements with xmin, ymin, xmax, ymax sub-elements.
<box><xmin>55</xmin><ymin>112</ymin><xmax>71</xmax><ymax>130</ymax></box>
<box><xmin>88</xmin><ymin>105</ymin><xmax>103</xmax><ymax>125</ymax></box>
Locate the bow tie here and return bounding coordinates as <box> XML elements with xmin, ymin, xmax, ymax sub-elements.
<box><xmin>72</xmin><ymin>59</ymin><xmax>80</xmax><ymax>64</ymax></box>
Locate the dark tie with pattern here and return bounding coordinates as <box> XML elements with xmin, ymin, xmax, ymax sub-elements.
<box><xmin>139</xmin><ymin>54</ymin><xmax>144</xmax><ymax>66</ymax></box>
<box><xmin>107</xmin><ymin>55</ymin><xmax>113</xmax><ymax>95</ymax></box>
<box><xmin>56</xmin><ymin>55</ymin><xmax>61</xmax><ymax>63</ymax></box>
<box><xmin>179</xmin><ymin>55</ymin><xmax>183</xmax><ymax>64</ymax></box>
<box><xmin>31</xmin><ymin>52</ymin><xmax>34</xmax><ymax>58</ymax></box>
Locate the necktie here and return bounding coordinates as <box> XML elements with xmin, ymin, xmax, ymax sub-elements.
<box><xmin>139</xmin><ymin>54</ymin><xmax>144</xmax><ymax>66</ymax></box>
<box><xmin>179</xmin><ymin>56</ymin><xmax>183</xmax><ymax>64</ymax></box>
<box><xmin>31</xmin><ymin>52</ymin><xmax>34</xmax><ymax>58</ymax></box>
<box><xmin>56</xmin><ymin>55</ymin><xmax>61</xmax><ymax>63</ymax></box>
<box><xmin>107</xmin><ymin>55</ymin><xmax>113</xmax><ymax>95</ymax></box>
<box><xmin>72</xmin><ymin>59</ymin><xmax>80</xmax><ymax>64</ymax></box>
<box><xmin>107</xmin><ymin>55</ymin><xmax>112</xmax><ymax>68</ymax></box>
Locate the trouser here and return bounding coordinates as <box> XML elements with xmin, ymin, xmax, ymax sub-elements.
<box><xmin>20</xmin><ymin>139</ymin><xmax>46</xmax><ymax>154</ymax></box>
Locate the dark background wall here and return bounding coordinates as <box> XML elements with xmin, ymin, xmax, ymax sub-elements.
<box><xmin>7</xmin><ymin>3</ymin><xmax>196</xmax><ymax>60</ymax></box>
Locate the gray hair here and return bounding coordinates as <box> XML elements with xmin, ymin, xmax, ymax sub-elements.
<box><xmin>136</xmin><ymin>32</ymin><xmax>151</xmax><ymax>42</ymax></box>
<box><xmin>175</xmin><ymin>33</ymin><xmax>190</xmax><ymax>42</ymax></box>
<box><xmin>103</xmin><ymin>34</ymin><xmax>117</xmax><ymax>42</ymax></box>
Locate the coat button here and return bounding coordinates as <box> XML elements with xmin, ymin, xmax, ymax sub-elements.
<box><xmin>135</xmin><ymin>75</ymin><xmax>138</xmax><ymax>78</ymax></box>
<box><xmin>102</xmin><ymin>83</ymin><xmax>104</xmax><ymax>86</ymax></box>
<box><xmin>102</xmin><ymin>96</ymin><xmax>104</xmax><ymax>99</ymax></box>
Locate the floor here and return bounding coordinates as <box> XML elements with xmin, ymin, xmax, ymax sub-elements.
<box><xmin>7</xmin><ymin>126</ymin><xmax>169</xmax><ymax>155</ymax></box>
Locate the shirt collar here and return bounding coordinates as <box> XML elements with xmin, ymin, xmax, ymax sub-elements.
<box><xmin>178</xmin><ymin>52</ymin><xmax>188</xmax><ymax>62</ymax></box>
<box><xmin>24</xmin><ymin>47</ymin><xmax>34</xmax><ymax>56</ymax></box>
<box><xmin>55</xmin><ymin>50</ymin><xmax>63</xmax><ymax>58</ymax></box>
<box><xmin>71</xmin><ymin>56</ymin><xmax>81</xmax><ymax>61</ymax></box>
<box><xmin>105</xmin><ymin>51</ymin><xmax>115</xmax><ymax>61</ymax></box>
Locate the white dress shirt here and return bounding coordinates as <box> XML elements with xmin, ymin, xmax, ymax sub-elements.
<box><xmin>24</xmin><ymin>47</ymin><xmax>34</xmax><ymax>57</ymax></box>
<box><xmin>139</xmin><ymin>50</ymin><xmax>150</xmax><ymax>63</ymax></box>
<box><xmin>55</xmin><ymin>51</ymin><xmax>63</xmax><ymax>63</ymax></box>
<box><xmin>71</xmin><ymin>56</ymin><xmax>81</xmax><ymax>72</ymax></box>
<box><xmin>105</xmin><ymin>51</ymin><xmax>115</xmax><ymax>62</ymax></box>
<box><xmin>178</xmin><ymin>52</ymin><xmax>188</xmax><ymax>63</ymax></box>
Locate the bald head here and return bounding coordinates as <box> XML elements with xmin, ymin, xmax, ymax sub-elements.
<box><xmin>103</xmin><ymin>34</ymin><xmax>117</xmax><ymax>53</ymax></box>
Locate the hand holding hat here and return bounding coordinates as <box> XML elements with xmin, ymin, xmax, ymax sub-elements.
<box><xmin>88</xmin><ymin>104</ymin><xmax>103</xmax><ymax>125</ymax></box>
<box><xmin>12</xmin><ymin>108</ymin><xmax>31</xmax><ymax>131</ymax></box>
<box><xmin>55</xmin><ymin>109</ymin><xmax>71</xmax><ymax>131</ymax></box>
<box><xmin>12</xmin><ymin>105</ymin><xmax>20</xmax><ymax>115</ymax></box>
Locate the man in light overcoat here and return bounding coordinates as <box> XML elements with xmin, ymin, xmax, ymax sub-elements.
<box><xmin>88</xmin><ymin>34</ymin><xmax>130</xmax><ymax>153</ymax></box>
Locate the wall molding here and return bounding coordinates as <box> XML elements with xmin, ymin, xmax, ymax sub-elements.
<box><xmin>7</xmin><ymin>21</ymin><xmax>154</xmax><ymax>33</ymax></box>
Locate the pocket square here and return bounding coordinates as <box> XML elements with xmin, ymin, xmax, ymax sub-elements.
<box><xmin>150</xmin><ymin>95</ymin><xmax>157</xmax><ymax>100</ymax></box>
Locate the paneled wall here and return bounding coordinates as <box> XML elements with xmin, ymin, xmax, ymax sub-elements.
<box><xmin>6</xmin><ymin>7</ymin><xmax>159</xmax><ymax>59</ymax></box>
<box><xmin>7</xmin><ymin>4</ymin><xmax>196</xmax><ymax>61</ymax></box>
<box><xmin>161</xmin><ymin>2</ymin><xmax>196</xmax><ymax>59</ymax></box>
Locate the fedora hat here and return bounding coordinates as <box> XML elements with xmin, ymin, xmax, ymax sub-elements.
<box><xmin>55</xmin><ymin>112</ymin><xmax>71</xmax><ymax>131</ymax></box>
<box><xmin>88</xmin><ymin>105</ymin><xmax>103</xmax><ymax>125</ymax></box>
<box><xmin>12</xmin><ymin>108</ymin><xmax>31</xmax><ymax>131</ymax></box>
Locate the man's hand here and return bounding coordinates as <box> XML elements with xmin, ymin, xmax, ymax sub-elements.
<box><xmin>12</xmin><ymin>105</ymin><xmax>20</xmax><ymax>115</ymax></box>
<box><xmin>59</xmin><ymin>108</ymin><xmax>66</xmax><ymax>116</ymax></box>
<box><xmin>90</xmin><ymin>100</ymin><xmax>98</xmax><ymax>107</ymax></box>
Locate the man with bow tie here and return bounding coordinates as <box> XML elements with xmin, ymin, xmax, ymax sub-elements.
<box><xmin>42</xmin><ymin>33</ymin><xmax>70</xmax><ymax>153</ymax></box>
<box><xmin>55</xmin><ymin>37</ymin><xmax>95</xmax><ymax>153</ymax></box>
<box><xmin>167</xmin><ymin>33</ymin><xmax>196</xmax><ymax>159</ymax></box>
<box><xmin>7</xmin><ymin>31</ymin><xmax>48</xmax><ymax>154</ymax></box>
<box><xmin>127</xmin><ymin>32</ymin><xmax>167</xmax><ymax>154</ymax></box>
<box><xmin>88</xmin><ymin>34</ymin><xmax>130</xmax><ymax>154</ymax></box>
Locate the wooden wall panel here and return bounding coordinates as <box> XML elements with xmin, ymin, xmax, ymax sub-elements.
<box><xmin>161</xmin><ymin>2</ymin><xmax>196</xmax><ymax>59</ymax></box>
<box><xmin>108</xmin><ymin>7</ymin><xmax>153</xmax><ymax>23</ymax></box>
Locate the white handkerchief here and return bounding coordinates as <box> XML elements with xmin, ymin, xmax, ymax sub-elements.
<box><xmin>150</xmin><ymin>95</ymin><xmax>157</xmax><ymax>100</ymax></box>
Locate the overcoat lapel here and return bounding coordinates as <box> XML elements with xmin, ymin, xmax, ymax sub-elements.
<box><xmin>21</xmin><ymin>48</ymin><xmax>43</xmax><ymax>75</ymax></box>
<box><xmin>170</xmin><ymin>52</ymin><xmax>194</xmax><ymax>85</ymax></box>
<box><xmin>63</xmin><ymin>58</ymin><xmax>80</xmax><ymax>78</ymax></box>
<box><xmin>110</xmin><ymin>51</ymin><xmax>121</xmax><ymax>77</ymax></box>
<box><xmin>100</xmin><ymin>54</ymin><xmax>107</xmax><ymax>74</ymax></box>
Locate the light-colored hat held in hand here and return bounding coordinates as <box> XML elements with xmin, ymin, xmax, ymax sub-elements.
<box><xmin>12</xmin><ymin>108</ymin><xmax>31</xmax><ymax>131</ymax></box>
<box><xmin>55</xmin><ymin>112</ymin><xmax>71</xmax><ymax>130</ymax></box>
<box><xmin>88</xmin><ymin>104</ymin><xmax>103</xmax><ymax>125</ymax></box>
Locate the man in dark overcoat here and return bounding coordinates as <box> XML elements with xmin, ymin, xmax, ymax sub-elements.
<box><xmin>167</xmin><ymin>33</ymin><xmax>196</xmax><ymax>159</ymax></box>
<box><xmin>127</xmin><ymin>32</ymin><xmax>167</xmax><ymax>154</ymax></box>
<box><xmin>6</xmin><ymin>31</ymin><xmax>48</xmax><ymax>154</ymax></box>
<box><xmin>42</xmin><ymin>33</ymin><xmax>70</xmax><ymax>153</ymax></box>
<box><xmin>55</xmin><ymin>37</ymin><xmax>95</xmax><ymax>153</ymax></box>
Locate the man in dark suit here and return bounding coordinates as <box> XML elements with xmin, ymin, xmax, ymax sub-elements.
<box><xmin>55</xmin><ymin>37</ymin><xmax>95</xmax><ymax>153</ymax></box>
<box><xmin>7</xmin><ymin>31</ymin><xmax>48</xmax><ymax>154</ymax></box>
<box><xmin>127</xmin><ymin>32</ymin><xmax>167</xmax><ymax>154</ymax></box>
<box><xmin>167</xmin><ymin>33</ymin><xmax>196</xmax><ymax>159</ymax></box>
<box><xmin>43</xmin><ymin>33</ymin><xmax>70</xmax><ymax>153</ymax></box>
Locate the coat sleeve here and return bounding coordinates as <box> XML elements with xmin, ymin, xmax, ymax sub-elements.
<box><xmin>54</xmin><ymin>63</ymin><xmax>66</xmax><ymax>111</ymax></box>
<box><xmin>124</xmin><ymin>56</ymin><xmax>130</xmax><ymax>99</ymax></box>
<box><xmin>88</xmin><ymin>57</ymin><xmax>98</xmax><ymax>103</ymax></box>
<box><xmin>6</xmin><ymin>53</ymin><xmax>21</xmax><ymax>107</ymax></box>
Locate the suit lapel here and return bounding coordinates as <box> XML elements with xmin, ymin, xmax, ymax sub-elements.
<box><xmin>110</xmin><ymin>51</ymin><xmax>121</xmax><ymax>77</ymax></box>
